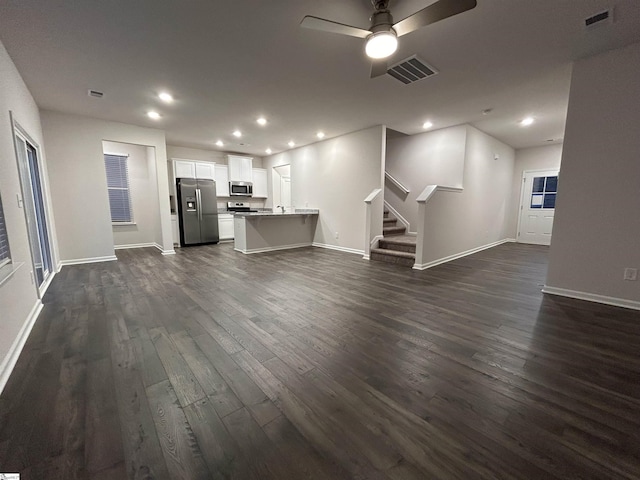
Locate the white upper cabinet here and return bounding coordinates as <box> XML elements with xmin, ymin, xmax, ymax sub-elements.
<box><xmin>174</xmin><ymin>160</ymin><xmax>195</xmax><ymax>178</ymax></box>
<box><xmin>195</xmin><ymin>162</ymin><xmax>215</xmax><ymax>180</ymax></box>
<box><xmin>173</xmin><ymin>159</ymin><xmax>215</xmax><ymax>180</ymax></box>
<box><xmin>252</xmin><ymin>168</ymin><xmax>268</xmax><ymax>198</ymax></box>
<box><xmin>228</xmin><ymin>155</ymin><xmax>253</xmax><ymax>182</ymax></box>
<box><xmin>215</xmin><ymin>164</ymin><xmax>230</xmax><ymax>197</ymax></box>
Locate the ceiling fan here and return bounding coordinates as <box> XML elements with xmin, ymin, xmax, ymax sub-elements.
<box><xmin>301</xmin><ymin>0</ymin><xmax>477</xmax><ymax>78</ymax></box>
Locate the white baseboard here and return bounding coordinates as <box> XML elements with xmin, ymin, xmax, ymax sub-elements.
<box><xmin>312</xmin><ymin>242</ymin><xmax>365</xmax><ymax>256</ymax></box>
<box><xmin>235</xmin><ymin>242</ymin><xmax>313</xmax><ymax>255</ymax></box>
<box><xmin>542</xmin><ymin>286</ymin><xmax>640</xmax><ymax>311</ymax></box>
<box><xmin>413</xmin><ymin>238</ymin><xmax>512</xmax><ymax>270</ymax></box>
<box><xmin>114</xmin><ymin>242</ymin><xmax>156</xmax><ymax>250</ymax></box>
<box><xmin>59</xmin><ymin>255</ymin><xmax>117</xmax><ymax>266</ymax></box>
<box><xmin>161</xmin><ymin>249</ymin><xmax>176</xmax><ymax>256</ymax></box>
<box><xmin>0</xmin><ymin>300</ymin><xmax>43</xmax><ymax>395</ymax></box>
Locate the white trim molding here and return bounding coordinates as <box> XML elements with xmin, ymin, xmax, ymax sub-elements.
<box><xmin>235</xmin><ymin>242</ymin><xmax>312</xmax><ymax>255</ymax></box>
<box><xmin>59</xmin><ymin>255</ymin><xmax>118</xmax><ymax>266</ymax></box>
<box><xmin>312</xmin><ymin>242</ymin><xmax>365</xmax><ymax>256</ymax></box>
<box><xmin>0</xmin><ymin>300</ymin><xmax>43</xmax><ymax>395</ymax></box>
<box><xmin>363</xmin><ymin>234</ymin><xmax>384</xmax><ymax>260</ymax></box>
<box><xmin>413</xmin><ymin>238</ymin><xmax>513</xmax><ymax>270</ymax></box>
<box><xmin>541</xmin><ymin>286</ymin><xmax>640</xmax><ymax>311</ymax></box>
<box><xmin>114</xmin><ymin>242</ymin><xmax>156</xmax><ymax>250</ymax></box>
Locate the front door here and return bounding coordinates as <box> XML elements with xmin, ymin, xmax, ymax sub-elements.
<box><xmin>517</xmin><ymin>169</ymin><xmax>559</xmax><ymax>245</ymax></box>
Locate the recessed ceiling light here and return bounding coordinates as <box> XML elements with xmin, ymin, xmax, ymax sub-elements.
<box><xmin>422</xmin><ymin>121</ymin><xmax>433</xmax><ymax>129</ymax></box>
<box><xmin>216</xmin><ymin>140</ymin><xmax>224</xmax><ymax>147</ymax></box>
<box><xmin>316</xmin><ymin>131</ymin><xmax>325</xmax><ymax>139</ymax></box>
<box><xmin>288</xmin><ymin>141</ymin><xmax>295</xmax><ymax>148</ymax></box>
<box><xmin>147</xmin><ymin>111</ymin><xmax>161</xmax><ymax>120</ymax></box>
<box><xmin>233</xmin><ymin>130</ymin><xmax>242</xmax><ymax>138</ymax></box>
<box><xmin>158</xmin><ymin>92</ymin><xmax>173</xmax><ymax>103</ymax></box>
<box><xmin>265</xmin><ymin>148</ymin><xmax>272</xmax><ymax>154</ymax></box>
<box><xmin>520</xmin><ymin>117</ymin><xmax>534</xmax><ymax>126</ymax></box>
<box><xmin>257</xmin><ymin>117</ymin><xmax>267</xmax><ymax>126</ymax></box>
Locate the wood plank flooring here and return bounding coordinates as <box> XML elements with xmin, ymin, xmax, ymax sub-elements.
<box><xmin>1</xmin><ymin>242</ymin><xmax>640</xmax><ymax>479</ymax></box>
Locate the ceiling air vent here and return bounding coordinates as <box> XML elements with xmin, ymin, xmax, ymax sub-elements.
<box><xmin>584</xmin><ymin>9</ymin><xmax>613</xmax><ymax>29</ymax></box>
<box><xmin>387</xmin><ymin>55</ymin><xmax>439</xmax><ymax>85</ymax></box>
<box><xmin>88</xmin><ymin>89</ymin><xmax>104</xmax><ymax>98</ymax></box>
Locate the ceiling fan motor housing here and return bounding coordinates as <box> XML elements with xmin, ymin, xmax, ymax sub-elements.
<box><xmin>370</xmin><ymin>11</ymin><xmax>395</xmax><ymax>33</ymax></box>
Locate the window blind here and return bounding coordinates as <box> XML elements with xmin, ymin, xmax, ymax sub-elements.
<box><xmin>104</xmin><ymin>154</ymin><xmax>133</xmax><ymax>223</ymax></box>
<box><xmin>0</xmin><ymin>193</ymin><xmax>11</xmax><ymax>267</ymax></box>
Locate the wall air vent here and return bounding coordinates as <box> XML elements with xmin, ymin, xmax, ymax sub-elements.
<box><xmin>584</xmin><ymin>9</ymin><xmax>613</xmax><ymax>29</ymax></box>
<box><xmin>88</xmin><ymin>89</ymin><xmax>104</xmax><ymax>98</ymax></box>
<box><xmin>387</xmin><ymin>55</ymin><xmax>439</xmax><ymax>85</ymax></box>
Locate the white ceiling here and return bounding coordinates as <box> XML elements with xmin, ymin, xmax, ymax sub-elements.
<box><xmin>1</xmin><ymin>0</ymin><xmax>639</xmax><ymax>155</ymax></box>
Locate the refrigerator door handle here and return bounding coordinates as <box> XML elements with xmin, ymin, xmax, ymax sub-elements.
<box><xmin>196</xmin><ymin>188</ymin><xmax>202</xmax><ymax>222</ymax></box>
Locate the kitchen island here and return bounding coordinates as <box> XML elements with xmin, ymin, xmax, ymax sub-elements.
<box><xmin>233</xmin><ymin>209</ymin><xmax>319</xmax><ymax>254</ymax></box>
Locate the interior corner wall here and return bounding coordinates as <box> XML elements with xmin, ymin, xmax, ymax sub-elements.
<box><xmin>507</xmin><ymin>143</ymin><xmax>563</xmax><ymax>237</ymax></box>
<box><xmin>263</xmin><ymin>125</ymin><xmax>385</xmax><ymax>253</ymax></box>
<box><xmin>418</xmin><ymin>125</ymin><xmax>515</xmax><ymax>265</ymax></box>
<box><xmin>102</xmin><ymin>141</ymin><xmax>161</xmax><ymax>248</ymax></box>
<box><xmin>546</xmin><ymin>41</ymin><xmax>640</xmax><ymax>303</ymax></box>
<box><xmin>385</xmin><ymin>125</ymin><xmax>467</xmax><ymax>231</ymax></box>
<box><xmin>41</xmin><ymin>111</ymin><xmax>172</xmax><ymax>262</ymax></box>
<box><xmin>0</xmin><ymin>39</ymin><xmax>53</xmax><ymax>389</ymax></box>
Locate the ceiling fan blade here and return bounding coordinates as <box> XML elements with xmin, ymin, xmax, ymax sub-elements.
<box><xmin>370</xmin><ymin>59</ymin><xmax>388</xmax><ymax>78</ymax></box>
<box><xmin>301</xmin><ymin>16</ymin><xmax>371</xmax><ymax>39</ymax></box>
<box><xmin>393</xmin><ymin>0</ymin><xmax>477</xmax><ymax>37</ymax></box>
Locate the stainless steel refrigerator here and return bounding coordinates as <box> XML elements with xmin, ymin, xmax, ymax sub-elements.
<box><xmin>176</xmin><ymin>178</ymin><xmax>219</xmax><ymax>246</ymax></box>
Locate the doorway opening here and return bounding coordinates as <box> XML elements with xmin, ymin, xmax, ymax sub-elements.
<box><xmin>272</xmin><ymin>164</ymin><xmax>291</xmax><ymax>211</ymax></box>
<box><xmin>13</xmin><ymin>125</ymin><xmax>54</xmax><ymax>294</ymax></box>
<box><xmin>517</xmin><ymin>169</ymin><xmax>559</xmax><ymax>245</ymax></box>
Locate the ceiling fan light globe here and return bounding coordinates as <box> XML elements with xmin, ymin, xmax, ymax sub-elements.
<box><xmin>365</xmin><ymin>30</ymin><xmax>398</xmax><ymax>59</ymax></box>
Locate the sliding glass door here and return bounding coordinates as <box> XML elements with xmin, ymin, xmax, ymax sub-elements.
<box><xmin>14</xmin><ymin>129</ymin><xmax>53</xmax><ymax>292</ymax></box>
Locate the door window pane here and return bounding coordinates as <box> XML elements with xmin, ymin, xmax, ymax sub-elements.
<box><xmin>543</xmin><ymin>193</ymin><xmax>556</xmax><ymax>209</ymax></box>
<box><xmin>545</xmin><ymin>176</ymin><xmax>558</xmax><ymax>193</ymax></box>
<box><xmin>532</xmin><ymin>177</ymin><xmax>545</xmax><ymax>193</ymax></box>
<box><xmin>531</xmin><ymin>194</ymin><xmax>543</xmax><ymax>208</ymax></box>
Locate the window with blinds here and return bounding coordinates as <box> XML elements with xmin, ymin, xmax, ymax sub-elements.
<box><xmin>104</xmin><ymin>154</ymin><xmax>133</xmax><ymax>223</ymax></box>
<box><xmin>0</xmin><ymin>193</ymin><xmax>11</xmax><ymax>268</ymax></box>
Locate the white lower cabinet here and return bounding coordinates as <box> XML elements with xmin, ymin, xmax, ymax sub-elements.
<box><xmin>218</xmin><ymin>214</ymin><xmax>234</xmax><ymax>240</ymax></box>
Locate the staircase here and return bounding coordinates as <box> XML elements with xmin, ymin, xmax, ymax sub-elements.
<box><xmin>371</xmin><ymin>210</ymin><xmax>416</xmax><ymax>267</ymax></box>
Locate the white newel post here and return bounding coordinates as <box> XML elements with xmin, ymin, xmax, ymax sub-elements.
<box><xmin>364</xmin><ymin>188</ymin><xmax>383</xmax><ymax>260</ymax></box>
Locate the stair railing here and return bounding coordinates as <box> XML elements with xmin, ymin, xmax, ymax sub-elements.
<box><xmin>414</xmin><ymin>185</ymin><xmax>463</xmax><ymax>269</ymax></box>
<box><xmin>363</xmin><ymin>188</ymin><xmax>383</xmax><ymax>260</ymax></box>
<box><xmin>385</xmin><ymin>172</ymin><xmax>410</xmax><ymax>195</ymax></box>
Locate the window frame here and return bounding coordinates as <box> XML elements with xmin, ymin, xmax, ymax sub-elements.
<box><xmin>104</xmin><ymin>153</ymin><xmax>134</xmax><ymax>224</ymax></box>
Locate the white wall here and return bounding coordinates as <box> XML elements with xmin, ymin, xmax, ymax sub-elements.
<box><xmin>546</xmin><ymin>41</ymin><xmax>640</xmax><ymax>305</ymax></box>
<box><xmin>41</xmin><ymin>111</ymin><xmax>173</xmax><ymax>263</ymax></box>
<box><xmin>507</xmin><ymin>144</ymin><xmax>563</xmax><ymax>237</ymax></box>
<box><xmin>263</xmin><ymin>126</ymin><xmax>385</xmax><ymax>254</ymax></box>
<box><xmin>416</xmin><ymin>126</ymin><xmax>515</xmax><ymax>267</ymax></box>
<box><xmin>0</xmin><ymin>40</ymin><xmax>57</xmax><ymax>391</ymax></box>
<box><xmin>103</xmin><ymin>141</ymin><xmax>162</xmax><ymax>248</ymax></box>
<box><xmin>385</xmin><ymin>125</ymin><xmax>467</xmax><ymax>231</ymax></box>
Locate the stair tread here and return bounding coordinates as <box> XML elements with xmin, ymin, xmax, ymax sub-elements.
<box><xmin>380</xmin><ymin>237</ymin><xmax>416</xmax><ymax>246</ymax></box>
<box><xmin>371</xmin><ymin>248</ymin><xmax>415</xmax><ymax>259</ymax></box>
<box><xmin>383</xmin><ymin>226</ymin><xmax>406</xmax><ymax>235</ymax></box>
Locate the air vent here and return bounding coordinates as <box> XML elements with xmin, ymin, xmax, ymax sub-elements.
<box><xmin>387</xmin><ymin>55</ymin><xmax>439</xmax><ymax>85</ymax></box>
<box><xmin>88</xmin><ymin>89</ymin><xmax>104</xmax><ymax>98</ymax></box>
<box><xmin>584</xmin><ymin>9</ymin><xmax>613</xmax><ymax>29</ymax></box>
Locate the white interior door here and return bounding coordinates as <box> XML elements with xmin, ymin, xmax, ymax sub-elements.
<box><xmin>517</xmin><ymin>169</ymin><xmax>559</xmax><ymax>245</ymax></box>
<box><xmin>281</xmin><ymin>176</ymin><xmax>291</xmax><ymax>209</ymax></box>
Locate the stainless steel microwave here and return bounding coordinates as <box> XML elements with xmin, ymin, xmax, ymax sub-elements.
<box><xmin>229</xmin><ymin>181</ymin><xmax>253</xmax><ymax>196</ymax></box>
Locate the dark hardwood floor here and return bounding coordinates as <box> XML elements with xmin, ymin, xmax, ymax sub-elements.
<box><xmin>1</xmin><ymin>242</ymin><xmax>639</xmax><ymax>479</ymax></box>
